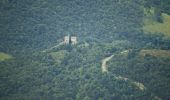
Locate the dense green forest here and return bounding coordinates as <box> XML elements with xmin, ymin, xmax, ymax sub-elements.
<box><xmin>0</xmin><ymin>0</ymin><xmax>170</xmax><ymax>100</ymax></box>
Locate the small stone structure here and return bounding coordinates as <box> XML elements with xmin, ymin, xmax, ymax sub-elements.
<box><xmin>70</xmin><ymin>36</ymin><xmax>77</xmax><ymax>45</ymax></box>
<box><xmin>64</xmin><ymin>36</ymin><xmax>70</xmax><ymax>44</ymax></box>
<box><xmin>64</xmin><ymin>35</ymin><xmax>77</xmax><ymax>45</ymax></box>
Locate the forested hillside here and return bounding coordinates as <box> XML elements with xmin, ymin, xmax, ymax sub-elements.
<box><xmin>0</xmin><ymin>0</ymin><xmax>170</xmax><ymax>100</ymax></box>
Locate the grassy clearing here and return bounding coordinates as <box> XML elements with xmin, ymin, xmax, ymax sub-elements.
<box><xmin>143</xmin><ymin>13</ymin><xmax>170</xmax><ymax>37</ymax></box>
<box><xmin>139</xmin><ymin>49</ymin><xmax>170</xmax><ymax>58</ymax></box>
<box><xmin>0</xmin><ymin>52</ymin><xmax>13</xmax><ymax>61</ymax></box>
<box><xmin>49</xmin><ymin>50</ymin><xmax>67</xmax><ymax>64</ymax></box>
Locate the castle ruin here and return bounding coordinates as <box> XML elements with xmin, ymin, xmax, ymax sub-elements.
<box><xmin>64</xmin><ymin>34</ymin><xmax>77</xmax><ymax>45</ymax></box>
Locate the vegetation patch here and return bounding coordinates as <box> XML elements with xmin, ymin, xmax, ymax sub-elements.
<box><xmin>143</xmin><ymin>12</ymin><xmax>170</xmax><ymax>37</ymax></box>
<box><xmin>49</xmin><ymin>50</ymin><xmax>67</xmax><ymax>64</ymax></box>
<box><xmin>0</xmin><ymin>52</ymin><xmax>13</xmax><ymax>61</ymax></box>
<box><xmin>139</xmin><ymin>49</ymin><xmax>170</xmax><ymax>58</ymax></box>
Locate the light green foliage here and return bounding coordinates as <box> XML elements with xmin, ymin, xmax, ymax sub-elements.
<box><xmin>0</xmin><ymin>52</ymin><xmax>13</xmax><ymax>61</ymax></box>
<box><xmin>143</xmin><ymin>8</ymin><xmax>170</xmax><ymax>37</ymax></box>
<box><xmin>139</xmin><ymin>49</ymin><xmax>170</xmax><ymax>58</ymax></box>
<box><xmin>49</xmin><ymin>50</ymin><xmax>67</xmax><ymax>64</ymax></box>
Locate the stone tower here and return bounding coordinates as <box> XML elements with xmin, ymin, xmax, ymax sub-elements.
<box><xmin>64</xmin><ymin>34</ymin><xmax>77</xmax><ymax>45</ymax></box>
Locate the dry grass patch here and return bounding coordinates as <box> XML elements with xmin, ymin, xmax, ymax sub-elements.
<box><xmin>143</xmin><ymin>13</ymin><xmax>170</xmax><ymax>37</ymax></box>
<box><xmin>0</xmin><ymin>52</ymin><xmax>13</xmax><ymax>61</ymax></box>
<box><xmin>139</xmin><ymin>49</ymin><xmax>170</xmax><ymax>58</ymax></box>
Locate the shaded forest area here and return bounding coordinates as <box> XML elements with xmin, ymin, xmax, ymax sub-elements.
<box><xmin>0</xmin><ymin>0</ymin><xmax>170</xmax><ymax>100</ymax></box>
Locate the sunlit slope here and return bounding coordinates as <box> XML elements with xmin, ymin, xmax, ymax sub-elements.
<box><xmin>139</xmin><ymin>49</ymin><xmax>170</xmax><ymax>58</ymax></box>
<box><xmin>0</xmin><ymin>52</ymin><xmax>13</xmax><ymax>61</ymax></box>
<box><xmin>49</xmin><ymin>50</ymin><xmax>67</xmax><ymax>64</ymax></box>
<box><xmin>143</xmin><ymin>13</ymin><xmax>170</xmax><ymax>37</ymax></box>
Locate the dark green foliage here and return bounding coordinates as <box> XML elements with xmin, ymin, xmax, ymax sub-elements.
<box><xmin>109</xmin><ymin>51</ymin><xmax>170</xmax><ymax>100</ymax></box>
<box><xmin>0</xmin><ymin>0</ymin><xmax>170</xmax><ymax>100</ymax></box>
<box><xmin>144</xmin><ymin>0</ymin><xmax>170</xmax><ymax>22</ymax></box>
<box><xmin>144</xmin><ymin>0</ymin><xmax>170</xmax><ymax>15</ymax></box>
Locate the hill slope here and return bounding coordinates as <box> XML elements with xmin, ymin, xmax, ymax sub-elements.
<box><xmin>0</xmin><ymin>0</ymin><xmax>170</xmax><ymax>100</ymax></box>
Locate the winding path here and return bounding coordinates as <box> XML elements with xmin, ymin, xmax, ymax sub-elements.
<box><xmin>101</xmin><ymin>54</ymin><xmax>114</xmax><ymax>73</ymax></box>
<box><xmin>101</xmin><ymin>50</ymin><xmax>162</xmax><ymax>99</ymax></box>
<box><xmin>101</xmin><ymin>50</ymin><xmax>129</xmax><ymax>73</ymax></box>
<box><xmin>101</xmin><ymin>50</ymin><xmax>146</xmax><ymax>91</ymax></box>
